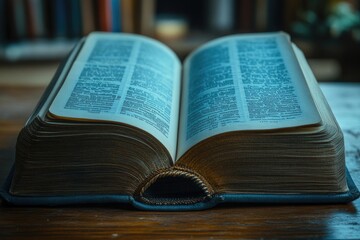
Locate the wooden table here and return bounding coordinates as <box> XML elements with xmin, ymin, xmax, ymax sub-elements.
<box><xmin>0</xmin><ymin>83</ymin><xmax>359</xmax><ymax>239</ymax></box>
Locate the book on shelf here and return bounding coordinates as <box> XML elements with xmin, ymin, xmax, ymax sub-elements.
<box><xmin>67</xmin><ymin>0</ymin><xmax>82</xmax><ymax>38</ymax></box>
<box><xmin>26</xmin><ymin>0</ymin><xmax>46</xmax><ymax>39</ymax></box>
<box><xmin>12</xmin><ymin>0</ymin><xmax>27</xmax><ymax>40</ymax></box>
<box><xmin>121</xmin><ymin>0</ymin><xmax>135</xmax><ymax>33</ymax></box>
<box><xmin>110</xmin><ymin>0</ymin><xmax>122</xmax><ymax>32</ymax></box>
<box><xmin>1</xmin><ymin>32</ymin><xmax>359</xmax><ymax>211</ymax></box>
<box><xmin>80</xmin><ymin>0</ymin><xmax>96</xmax><ymax>35</ymax></box>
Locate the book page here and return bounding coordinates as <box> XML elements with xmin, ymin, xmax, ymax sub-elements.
<box><xmin>177</xmin><ymin>32</ymin><xmax>321</xmax><ymax>158</ymax></box>
<box><xmin>49</xmin><ymin>32</ymin><xmax>181</xmax><ymax>160</ymax></box>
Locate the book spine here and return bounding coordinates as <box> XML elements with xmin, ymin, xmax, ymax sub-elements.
<box><xmin>111</xmin><ymin>0</ymin><xmax>121</xmax><ymax>32</ymax></box>
<box><xmin>121</xmin><ymin>0</ymin><xmax>135</xmax><ymax>33</ymax></box>
<box><xmin>42</xmin><ymin>0</ymin><xmax>52</xmax><ymax>38</ymax></box>
<box><xmin>52</xmin><ymin>0</ymin><xmax>68</xmax><ymax>38</ymax></box>
<box><xmin>26</xmin><ymin>0</ymin><xmax>46</xmax><ymax>39</ymax></box>
<box><xmin>68</xmin><ymin>0</ymin><xmax>83</xmax><ymax>38</ymax></box>
<box><xmin>140</xmin><ymin>0</ymin><xmax>155</xmax><ymax>36</ymax></box>
<box><xmin>80</xmin><ymin>0</ymin><xmax>96</xmax><ymax>35</ymax></box>
<box><xmin>25</xmin><ymin>0</ymin><xmax>35</xmax><ymax>39</ymax></box>
<box><xmin>99</xmin><ymin>0</ymin><xmax>112</xmax><ymax>31</ymax></box>
<box><xmin>207</xmin><ymin>0</ymin><xmax>235</xmax><ymax>33</ymax></box>
<box><xmin>13</xmin><ymin>0</ymin><xmax>27</xmax><ymax>40</ymax></box>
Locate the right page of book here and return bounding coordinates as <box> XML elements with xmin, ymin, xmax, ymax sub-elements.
<box><xmin>177</xmin><ymin>32</ymin><xmax>321</xmax><ymax>159</ymax></box>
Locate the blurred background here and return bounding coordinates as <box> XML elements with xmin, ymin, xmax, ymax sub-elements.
<box><xmin>1</xmin><ymin>0</ymin><xmax>360</xmax><ymax>86</ymax></box>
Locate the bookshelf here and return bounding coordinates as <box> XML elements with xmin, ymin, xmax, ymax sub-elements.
<box><xmin>136</xmin><ymin>0</ymin><xmax>360</xmax><ymax>82</ymax></box>
<box><xmin>1</xmin><ymin>0</ymin><xmax>359</xmax><ymax>81</ymax></box>
<box><xmin>138</xmin><ymin>0</ymin><xmax>291</xmax><ymax>59</ymax></box>
<box><xmin>0</xmin><ymin>0</ymin><xmax>311</xmax><ymax>60</ymax></box>
<box><xmin>0</xmin><ymin>0</ymin><xmax>136</xmax><ymax>61</ymax></box>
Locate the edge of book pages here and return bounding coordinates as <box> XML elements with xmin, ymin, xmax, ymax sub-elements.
<box><xmin>0</xmin><ymin>35</ymin><xmax>359</xmax><ymax>211</ymax></box>
<box><xmin>1</xmin><ymin>165</ymin><xmax>359</xmax><ymax>211</ymax></box>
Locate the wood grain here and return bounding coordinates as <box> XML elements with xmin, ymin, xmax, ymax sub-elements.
<box><xmin>0</xmin><ymin>84</ymin><xmax>359</xmax><ymax>239</ymax></box>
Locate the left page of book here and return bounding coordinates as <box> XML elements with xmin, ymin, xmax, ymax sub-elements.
<box><xmin>49</xmin><ymin>32</ymin><xmax>181</xmax><ymax>160</ymax></box>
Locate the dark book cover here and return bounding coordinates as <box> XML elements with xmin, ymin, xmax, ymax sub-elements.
<box><xmin>51</xmin><ymin>0</ymin><xmax>68</xmax><ymax>38</ymax></box>
<box><xmin>67</xmin><ymin>0</ymin><xmax>83</xmax><ymax>38</ymax></box>
<box><xmin>111</xmin><ymin>0</ymin><xmax>121</xmax><ymax>32</ymax></box>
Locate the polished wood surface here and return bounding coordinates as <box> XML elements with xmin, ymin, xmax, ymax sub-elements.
<box><xmin>1</xmin><ymin>84</ymin><xmax>360</xmax><ymax>239</ymax></box>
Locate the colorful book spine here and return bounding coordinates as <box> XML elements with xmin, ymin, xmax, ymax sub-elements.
<box><xmin>99</xmin><ymin>0</ymin><xmax>112</xmax><ymax>32</ymax></box>
<box><xmin>111</xmin><ymin>0</ymin><xmax>121</xmax><ymax>32</ymax></box>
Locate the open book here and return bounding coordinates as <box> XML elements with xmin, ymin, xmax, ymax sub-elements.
<box><xmin>2</xmin><ymin>32</ymin><xmax>359</xmax><ymax>210</ymax></box>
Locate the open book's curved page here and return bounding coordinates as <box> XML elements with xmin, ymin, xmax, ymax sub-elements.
<box><xmin>49</xmin><ymin>32</ymin><xmax>181</xmax><ymax>160</ymax></box>
<box><xmin>177</xmin><ymin>32</ymin><xmax>321</xmax><ymax>159</ymax></box>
